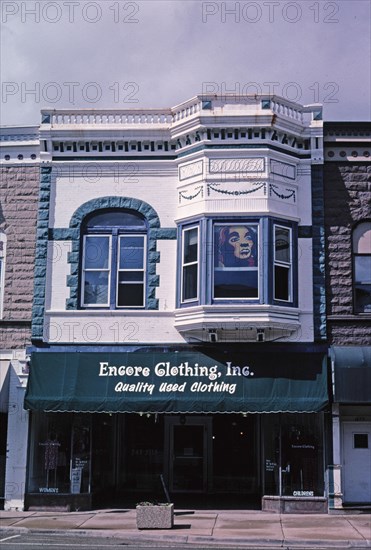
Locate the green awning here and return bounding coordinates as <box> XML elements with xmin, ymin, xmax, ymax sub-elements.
<box><xmin>24</xmin><ymin>350</ymin><xmax>329</xmax><ymax>413</ymax></box>
<box><xmin>330</xmin><ymin>346</ymin><xmax>371</xmax><ymax>403</ymax></box>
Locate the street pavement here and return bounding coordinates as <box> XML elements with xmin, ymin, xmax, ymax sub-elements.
<box><xmin>0</xmin><ymin>508</ymin><xmax>370</xmax><ymax>548</ymax></box>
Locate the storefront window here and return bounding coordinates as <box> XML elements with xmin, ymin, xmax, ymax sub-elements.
<box><xmin>27</xmin><ymin>413</ymin><xmax>91</xmax><ymax>495</ymax></box>
<box><xmin>125</xmin><ymin>414</ymin><xmax>164</xmax><ymax>494</ymax></box>
<box><xmin>91</xmin><ymin>414</ymin><xmax>117</xmax><ymax>493</ymax></box>
<box><xmin>71</xmin><ymin>417</ymin><xmax>91</xmax><ymax>494</ymax></box>
<box><xmin>262</xmin><ymin>414</ymin><xmax>324</xmax><ymax>497</ymax></box>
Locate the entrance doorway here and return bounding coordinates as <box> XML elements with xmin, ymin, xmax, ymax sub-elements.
<box><xmin>343</xmin><ymin>422</ymin><xmax>371</xmax><ymax>504</ymax></box>
<box><xmin>165</xmin><ymin>417</ymin><xmax>212</xmax><ymax>493</ymax></box>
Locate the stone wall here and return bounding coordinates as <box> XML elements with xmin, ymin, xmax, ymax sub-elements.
<box><xmin>0</xmin><ymin>165</ymin><xmax>39</xmax><ymax>348</ymax></box>
<box><xmin>324</xmin><ymin>162</ymin><xmax>371</xmax><ymax>345</ymax></box>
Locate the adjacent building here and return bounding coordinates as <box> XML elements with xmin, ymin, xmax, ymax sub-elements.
<box><xmin>323</xmin><ymin>122</ymin><xmax>371</xmax><ymax>510</ymax></box>
<box><xmin>22</xmin><ymin>95</ymin><xmax>330</xmax><ymax>513</ymax></box>
<box><xmin>0</xmin><ymin>127</ymin><xmax>40</xmax><ymax>510</ymax></box>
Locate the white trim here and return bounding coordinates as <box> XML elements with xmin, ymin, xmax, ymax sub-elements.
<box><xmin>116</xmin><ymin>234</ymin><xmax>146</xmax><ymax>308</ymax></box>
<box><xmin>212</xmin><ymin>222</ymin><xmax>259</xmax><ymax>301</ymax></box>
<box><xmin>181</xmin><ymin>225</ymin><xmax>199</xmax><ymax>304</ymax></box>
<box><xmin>81</xmin><ymin>234</ymin><xmax>111</xmax><ymax>307</ymax></box>
<box><xmin>273</xmin><ymin>224</ymin><xmax>292</xmax><ymax>303</ymax></box>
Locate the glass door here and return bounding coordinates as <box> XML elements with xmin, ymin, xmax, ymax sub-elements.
<box><xmin>167</xmin><ymin>417</ymin><xmax>211</xmax><ymax>493</ymax></box>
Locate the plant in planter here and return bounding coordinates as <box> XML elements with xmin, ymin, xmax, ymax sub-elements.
<box><xmin>136</xmin><ymin>501</ymin><xmax>174</xmax><ymax>529</ymax></box>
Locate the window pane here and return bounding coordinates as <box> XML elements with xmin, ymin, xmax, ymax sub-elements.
<box><xmin>86</xmin><ymin>211</ymin><xmax>145</xmax><ymax>229</ymax></box>
<box><xmin>355</xmin><ymin>256</ymin><xmax>371</xmax><ymax>283</ymax></box>
<box><xmin>214</xmin><ymin>270</ymin><xmax>258</xmax><ymax>298</ymax></box>
<box><xmin>118</xmin><ymin>272</ymin><xmax>144</xmax><ymax>283</ymax></box>
<box><xmin>215</xmin><ymin>225</ymin><xmax>258</xmax><ymax>268</ymax></box>
<box><xmin>274</xmin><ymin>265</ymin><xmax>290</xmax><ymax>301</ymax></box>
<box><xmin>84</xmin><ymin>236</ymin><xmax>109</xmax><ymax>269</ymax></box>
<box><xmin>184</xmin><ymin>228</ymin><xmax>198</xmax><ymax>264</ymax></box>
<box><xmin>119</xmin><ymin>236</ymin><xmax>144</xmax><ymax>269</ymax></box>
<box><xmin>183</xmin><ymin>264</ymin><xmax>198</xmax><ymax>301</ymax></box>
<box><xmin>117</xmin><ymin>283</ymin><xmax>144</xmax><ymax>307</ymax></box>
<box><xmin>262</xmin><ymin>414</ymin><xmax>324</xmax><ymax>497</ymax></box>
<box><xmin>213</xmin><ymin>224</ymin><xmax>258</xmax><ymax>299</ymax></box>
<box><xmin>83</xmin><ymin>271</ymin><xmax>109</xmax><ymax>304</ymax></box>
<box><xmin>352</xmin><ymin>223</ymin><xmax>371</xmax><ymax>253</ymax></box>
<box><xmin>354</xmin><ymin>434</ymin><xmax>368</xmax><ymax>449</ymax></box>
<box><xmin>354</xmin><ymin>284</ymin><xmax>371</xmax><ymax>313</ymax></box>
<box><xmin>275</xmin><ymin>227</ymin><xmax>290</xmax><ymax>263</ymax></box>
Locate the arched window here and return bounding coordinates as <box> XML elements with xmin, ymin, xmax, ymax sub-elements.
<box><xmin>353</xmin><ymin>222</ymin><xmax>371</xmax><ymax>314</ymax></box>
<box><xmin>81</xmin><ymin>210</ymin><xmax>147</xmax><ymax>308</ymax></box>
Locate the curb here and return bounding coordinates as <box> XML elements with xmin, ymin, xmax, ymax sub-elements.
<box><xmin>1</xmin><ymin>526</ymin><xmax>370</xmax><ymax>548</ymax></box>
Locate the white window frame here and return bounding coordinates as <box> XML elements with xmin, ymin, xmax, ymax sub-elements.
<box><xmin>81</xmin><ymin>234</ymin><xmax>111</xmax><ymax>307</ymax></box>
<box><xmin>273</xmin><ymin>224</ymin><xmax>292</xmax><ymax>303</ymax></box>
<box><xmin>116</xmin><ymin>234</ymin><xmax>146</xmax><ymax>309</ymax></box>
<box><xmin>212</xmin><ymin>222</ymin><xmax>259</xmax><ymax>301</ymax></box>
<box><xmin>181</xmin><ymin>225</ymin><xmax>199</xmax><ymax>304</ymax></box>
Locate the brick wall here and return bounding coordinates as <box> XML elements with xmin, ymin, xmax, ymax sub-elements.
<box><xmin>324</xmin><ymin>162</ymin><xmax>371</xmax><ymax>345</ymax></box>
<box><xmin>0</xmin><ymin>165</ymin><xmax>39</xmax><ymax>348</ymax></box>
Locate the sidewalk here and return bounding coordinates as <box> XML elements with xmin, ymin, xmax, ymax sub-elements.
<box><xmin>1</xmin><ymin>508</ymin><xmax>370</xmax><ymax>548</ymax></box>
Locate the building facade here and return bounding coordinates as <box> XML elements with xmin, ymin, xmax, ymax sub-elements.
<box><xmin>323</xmin><ymin>122</ymin><xmax>371</xmax><ymax>510</ymax></box>
<box><xmin>20</xmin><ymin>95</ymin><xmax>333</xmax><ymax>513</ymax></box>
<box><xmin>0</xmin><ymin>127</ymin><xmax>40</xmax><ymax>510</ymax></box>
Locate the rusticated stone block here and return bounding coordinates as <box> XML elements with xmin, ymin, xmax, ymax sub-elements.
<box><xmin>0</xmin><ymin>166</ymin><xmax>39</xmax><ymax>321</ymax></box>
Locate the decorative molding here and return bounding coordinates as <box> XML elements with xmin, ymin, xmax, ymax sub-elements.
<box><xmin>179</xmin><ymin>186</ymin><xmax>204</xmax><ymax>203</ymax></box>
<box><xmin>209</xmin><ymin>157</ymin><xmax>265</xmax><ymax>174</ymax></box>
<box><xmin>297</xmin><ymin>166</ymin><xmax>312</xmax><ymax>176</ymax></box>
<box><xmin>207</xmin><ymin>181</ymin><xmax>266</xmax><ymax>197</ymax></box>
<box><xmin>49</xmin><ymin>227</ymin><xmax>177</xmax><ymax>240</ymax></box>
<box><xmin>179</xmin><ymin>159</ymin><xmax>203</xmax><ymax>181</ymax></box>
<box><xmin>270</xmin><ymin>159</ymin><xmax>296</xmax><ymax>180</ymax></box>
<box><xmin>324</xmin><ymin>147</ymin><xmax>371</xmax><ymax>162</ymax></box>
<box><xmin>269</xmin><ymin>184</ymin><xmax>296</xmax><ymax>203</ymax></box>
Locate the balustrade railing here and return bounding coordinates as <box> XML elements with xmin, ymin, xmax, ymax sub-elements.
<box><xmin>41</xmin><ymin>95</ymin><xmax>315</xmax><ymax>128</ymax></box>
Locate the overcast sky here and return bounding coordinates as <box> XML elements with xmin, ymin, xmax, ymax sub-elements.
<box><xmin>1</xmin><ymin>0</ymin><xmax>370</xmax><ymax>126</ymax></box>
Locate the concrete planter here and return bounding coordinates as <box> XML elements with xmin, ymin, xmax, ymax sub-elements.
<box><xmin>136</xmin><ymin>503</ymin><xmax>174</xmax><ymax>529</ymax></box>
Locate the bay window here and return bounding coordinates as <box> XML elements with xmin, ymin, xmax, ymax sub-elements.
<box><xmin>178</xmin><ymin>217</ymin><xmax>297</xmax><ymax>307</ymax></box>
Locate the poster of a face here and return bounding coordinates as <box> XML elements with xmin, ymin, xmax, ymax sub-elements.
<box><xmin>217</xmin><ymin>225</ymin><xmax>258</xmax><ymax>267</ymax></box>
<box><xmin>214</xmin><ymin>224</ymin><xmax>258</xmax><ymax>299</ymax></box>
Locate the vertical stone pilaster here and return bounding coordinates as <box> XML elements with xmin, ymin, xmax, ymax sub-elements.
<box><xmin>32</xmin><ymin>166</ymin><xmax>52</xmax><ymax>341</ymax></box>
<box><xmin>312</xmin><ymin>165</ymin><xmax>327</xmax><ymax>340</ymax></box>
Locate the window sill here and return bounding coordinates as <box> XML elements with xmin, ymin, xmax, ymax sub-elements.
<box><xmin>174</xmin><ymin>304</ymin><xmax>300</xmax><ymax>342</ymax></box>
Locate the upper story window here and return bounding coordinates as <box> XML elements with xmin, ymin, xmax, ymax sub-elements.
<box><xmin>274</xmin><ymin>225</ymin><xmax>292</xmax><ymax>302</ymax></box>
<box><xmin>181</xmin><ymin>226</ymin><xmax>199</xmax><ymax>303</ymax></box>
<box><xmin>353</xmin><ymin>221</ymin><xmax>371</xmax><ymax>314</ymax></box>
<box><xmin>81</xmin><ymin>210</ymin><xmax>147</xmax><ymax>309</ymax></box>
<box><xmin>214</xmin><ymin>224</ymin><xmax>259</xmax><ymax>299</ymax></box>
<box><xmin>178</xmin><ymin>218</ymin><xmax>297</xmax><ymax>308</ymax></box>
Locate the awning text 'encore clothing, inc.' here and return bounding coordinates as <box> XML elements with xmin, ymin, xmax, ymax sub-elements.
<box><xmin>24</xmin><ymin>350</ymin><xmax>329</xmax><ymax>413</ymax></box>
